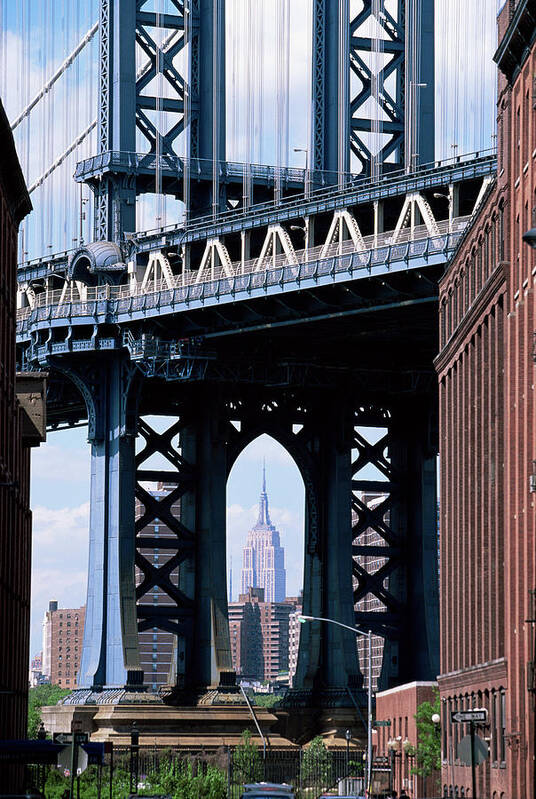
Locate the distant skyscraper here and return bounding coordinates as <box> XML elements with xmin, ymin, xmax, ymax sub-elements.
<box><xmin>41</xmin><ymin>601</ymin><xmax>85</xmax><ymax>689</ymax></box>
<box><xmin>240</xmin><ymin>463</ymin><xmax>286</xmax><ymax>603</ymax></box>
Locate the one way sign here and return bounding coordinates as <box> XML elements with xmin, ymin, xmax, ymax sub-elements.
<box><xmin>450</xmin><ymin>709</ymin><xmax>488</xmax><ymax>724</ymax></box>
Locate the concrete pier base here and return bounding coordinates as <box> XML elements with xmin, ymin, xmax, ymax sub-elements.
<box><xmin>41</xmin><ymin>700</ymin><xmax>367</xmax><ymax>749</ymax></box>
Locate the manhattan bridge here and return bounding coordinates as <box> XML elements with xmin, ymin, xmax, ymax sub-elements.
<box><xmin>7</xmin><ymin>0</ymin><xmax>496</xmax><ymax>718</ymax></box>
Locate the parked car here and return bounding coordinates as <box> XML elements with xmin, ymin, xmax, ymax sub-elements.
<box><xmin>241</xmin><ymin>782</ymin><xmax>295</xmax><ymax>799</ymax></box>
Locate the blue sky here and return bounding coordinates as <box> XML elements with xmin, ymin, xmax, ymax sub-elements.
<box><xmin>3</xmin><ymin>0</ymin><xmax>500</xmax><ymax>658</ymax></box>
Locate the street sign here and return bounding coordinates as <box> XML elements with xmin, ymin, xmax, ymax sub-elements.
<box><xmin>53</xmin><ymin>732</ymin><xmax>72</xmax><ymax>745</ymax></box>
<box><xmin>457</xmin><ymin>734</ymin><xmax>488</xmax><ymax>766</ymax></box>
<box><xmin>450</xmin><ymin>709</ymin><xmax>488</xmax><ymax>724</ymax></box>
<box><xmin>53</xmin><ymin>732</ymin><xmax>89</xmax><ymax>745</ymax></box>
<box><xmin>373</xmin><ymin>720</ymin><xmax>391</xmax><ymax>727</ymax></box>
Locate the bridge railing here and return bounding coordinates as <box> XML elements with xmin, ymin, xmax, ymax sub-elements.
<box><xmin>16</xmin><ymin>218</ymin><xmax>469</xmax><ymax>332</ymax></box>
<box><xmin>135</xmin><ymin>148</ymin><xmax>496</xmax><ymax>242</ymax></box>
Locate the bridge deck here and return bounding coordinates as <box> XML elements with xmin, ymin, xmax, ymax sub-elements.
<box><xmin>17</xmin><ymin>217</ymin><xmax>468</xmax><ymax>345</ymax></box>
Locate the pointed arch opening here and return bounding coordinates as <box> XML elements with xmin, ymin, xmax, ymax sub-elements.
<box><xmin>226</xmin><ymin>433</ymin><xmax>305</xmax><ymax>689</ymax></box>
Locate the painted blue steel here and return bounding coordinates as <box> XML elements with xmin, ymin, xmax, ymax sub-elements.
<box><xmin>312</xmin><ymin>1</ymin><xmax>434</xmax><ymax>173</ymax></box>
<box><xmin>18</xmin><ymin>154</ymin><xmax>496</xmax><ymax>284</ymax></box>
<box><xmin>16</xmin><ymin>231</ymin><xmax>460</xmax><ymax>347</ymax></box>
<box><xmin>64</xmin><ymin>358</ymin><xmax>141</xmax><ymax>689</ymax></box>
<box><xmin>91</xmin><ymin>0</ymin><xmax>225</xmax><ymax>238</ymax></box>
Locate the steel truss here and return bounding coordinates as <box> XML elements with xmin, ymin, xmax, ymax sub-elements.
<box><xmin>93</xmin><ymin>0</ymin><xmax>224</xmax><ymax>241</ymax></box>
<box><xmin>312</xmin><ymin>0</ymin><xmax>434</xmax><ymax>175</ymax></box>
<box><xmin>351</xmin><ymin>400</ymin><xmax>439</xmax><ymax>688</ymax></box>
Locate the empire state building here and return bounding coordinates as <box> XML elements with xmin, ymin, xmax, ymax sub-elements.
<box><xmin>240</xmin><ymin>464</ymin><xmax>286</xmax><ymax>603</ymax></box>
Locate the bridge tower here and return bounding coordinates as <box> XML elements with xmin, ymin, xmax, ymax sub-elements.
<box><xmin>312</xmin><ymin>0</ymin><xmax>435</xmax><ymax>178</ymax></box>
<box><xmin>53</xmin><ymin>0</ymin><xmax>440</xmax><ymax>714</ymax></box>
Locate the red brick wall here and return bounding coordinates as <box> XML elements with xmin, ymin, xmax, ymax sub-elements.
<box><xmin>376</xmin><ymin>682</ymin><xmax>439</xmax><ymax>797</ymax></box>
<box><xmin>502</xmin><ymin>36</ymin><xmax>536</xmax><ymax>799</ymax></box>
<box><xmin>47</xmin><ymin>606</ymin><xmax>86</xmax><ymax>688</ymax></box>
<box><xmin>436</xmin><ymin>11</ymin><xmax>536</xmax><ymax>795</ymax></box>
<box><xmin>0</xmin><ymin>185</ymin><xmax>32</xmax><ymax>747</ymax></box>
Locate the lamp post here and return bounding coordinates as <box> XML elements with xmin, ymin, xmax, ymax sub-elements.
<box><xmin>387</xmin><ymin>736</ymin><xmax>402</xmax><ymax>794</ymax></box>
<box><xmin>130</xmin><ymin>721</ymin><xmax>139</xmax><ymax>794</ymax></box>
<box><xmin>433</xmin><ymin>191</ymin><xmax>454</xmax><ymax>234</ymax></box>
<box><xmin>298</xmin><ymin>615</ymin><xmax>373</xmax><ymax>795</ymax></box>
<box><xmin>294</xmin><ymin>147</ymin><xmax>310</xmax><ymax>199</ymax></box>
<box><xmin>407</xmin><ymin>82</ymin><xmax>427</xmax><ymax>173</ymax></box>
<box><xmin>345</xmin><ymin>728</ymin><xmax>352</xmax><ymax>782</ymax></box>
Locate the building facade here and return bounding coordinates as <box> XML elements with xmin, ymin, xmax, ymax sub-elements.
<box><xmin>376</xmin><ymin>682</ymin><xmax>440</xmax><ymax>798</ymax></box>
<box><xmin>240</xmin><ymin>465</ymin><xmax>286</xmax><ymax>603</ymax></box>
<box><xmin>42</xmin><ymin>603</ymin><xmax>86</xmax><ymax>688</ymax></box>
<box><xmin>228</xmin><ymin>587</ymin><xmax>264</xmax><ymax>680</ymax></box>
<box><xmin>229</xmin><ymin>587</ymin><xmax>299</xmax><ymax>682</ymax></box>
<box><xmin>436</xmin><ymin>3</ymin><xmax>536</xmax><ymax>796</ymax></box>
<box><xmin>0</xmin><ymin>98</ymin><xmax>45</xmax><ymax>792</ymax></box>
<box><xmin>288</xmin><ymin>598</ymin><xmax>303</xmax><ymax>687</ymax></box>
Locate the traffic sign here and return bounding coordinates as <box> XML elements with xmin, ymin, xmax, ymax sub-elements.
<box><xmin>450</xmin><ymin>709</ymin><xmax>488</xmax><ymax>724</ymax></box>
<box><xmin>457</xmin><ymin>734</ymin><xmax>488</xmax><ymax>766</ymax></box>
<box><xmin>53</xmin><ymin>732</ymin><xmax>88</xmax><ymax>745</ymax></box>
<box><xmin>373</xmin><ymin>720</ymin><xmax>391</xmax><ymax>727</ymax></box>
<box><xmin>53</xmin><ymin>732</ymin><xmax>72</xmax><ymax>745</ymax></box>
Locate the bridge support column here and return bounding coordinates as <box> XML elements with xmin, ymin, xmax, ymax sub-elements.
<box><xmin>63</xmin><ymin>356</ymin><xmax>142</xmax><ymax>690</ymax></box>
<box><xmin>381</xmin><ymin>398</ymin><xmax>439</xmax><ymax>687</ymax></box>
<box><xmin>179</xmin><ymin>392</ymin><xmax>233</xmax><ymax>695</ymax></box>
<box><xmin>294</xmin><ymin>400</ymin><xmax>360</xmax><ymax>697</ymax></box>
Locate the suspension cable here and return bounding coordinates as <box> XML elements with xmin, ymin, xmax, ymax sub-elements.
<box><xmin>28</xmin><ymin>119</ymin><xmax>96</xmax><ymax>194</ymax></box>
<box><xmin>10</xmin><ymin>21</ymin><xmax>98</xmax><ymax>131</ymax></box>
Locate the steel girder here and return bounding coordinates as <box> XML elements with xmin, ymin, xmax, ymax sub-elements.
<box><xmin>93</xmin><ymin>0</ymin><xmax>225</xmax><ymax>241</ymax></box>
<box><xmin>312</xmin><ymin>0</ymin><xmax>434</xmax><ymax>175</ymax></box>
<box><xmin>351</xmin><ymin>399</ymin><xmax>439</xmax><ymax>689</ymax></box>
<box><xmin>50</xmin><ymin>354</ymin><xmax>144</xmax><ymax>690</ymax></box>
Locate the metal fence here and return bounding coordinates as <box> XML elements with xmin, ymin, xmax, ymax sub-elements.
<box><xmin>26</xmin><ymin>745</ymin><xmax>371</xmax><ymax>799</ymax></box>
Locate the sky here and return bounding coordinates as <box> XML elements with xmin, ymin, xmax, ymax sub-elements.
<box><xmin>0</xmin><ymin>0</ymin><xmax>500</xmax><ymax>659</ymax></box>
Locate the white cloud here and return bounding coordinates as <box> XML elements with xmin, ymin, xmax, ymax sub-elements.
<box><xmin>31</xmin><ymin>443</ymin><xmax>90</xmax><ymax>485</ymax></box>
<box><xmin>29</xmin><ymin>503</ymin><xmax>90</xmax><ymax>657</ymax></box>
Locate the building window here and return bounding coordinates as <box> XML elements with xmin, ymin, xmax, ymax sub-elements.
<box><xmin>492</xmin><ymin>691</ymin><xmax>498</xmax><ymax>763</ymax></box>
<box><xmin>500</xmin><ymin>691</ymin><xmax>506</xmax><ymax>764</ymax></box>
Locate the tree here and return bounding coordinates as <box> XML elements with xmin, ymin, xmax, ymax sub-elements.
<box><xmin>28</xmin><ymin>684</ymin><xmax>70</xmax><ymax>738</ymax></box>
<box><xmin>232</xmin><ymin>730</ymin><xmax>263</xmax><ymax>784</ymax></box>
<box><xmin>412</xmin><ymin>690</ymin><xmax>441</xmax><ymax>779</ymax></box>
<box><xmin>300</xmin><ymin>735</ymin><xmax>331</xmax><ymax>787</ymax></box>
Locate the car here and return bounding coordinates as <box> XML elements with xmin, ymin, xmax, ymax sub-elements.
<box><xmin>241</xmin><ymin>782</ymin><xmax>295</xmax><ymax>799</ymax></box>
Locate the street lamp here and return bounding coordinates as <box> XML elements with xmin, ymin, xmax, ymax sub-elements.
<box><xmin>407</xmin><ymin>82</ymin><xmax>427</xmax><ymax>173</ymax></box>
<box><xmin>433</xmin><ymin>191</ymin><xmax>454</xmax><ymax>233</ymax></box>
<box><xmin>387</xmin><ymin>735</ymin><xmax>402</xmax><ymax>793</ymax></box>
<box><xmin>522</xmin><ymin>228</ymin><xmax>536</xmax><ymax>249</ymax></box>
<box><xmin>293</xmin><ymin>147</ymin><xmax>310</xmax><ymax>199</ymax></box>
<box><xmin>298</xmin><ymin>615</ymin><xmax>373</xmax><ymax>795</ymax></box>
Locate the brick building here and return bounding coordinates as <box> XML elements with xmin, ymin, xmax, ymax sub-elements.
<box><xmin>435</xmin><ymin>2</ymin><xmax>536</xmax><ymax>796</ymax></box>
<box><xmin>42</xmin><ymin>602</ymin><xmax>86</xmax><ymax>688</ymax></box>
<box><xmin>376</xmin><ymin>682</ymin><xmax>439</xmax><ymax>798</ymax></box>
<box><xmin>0</xmin><ymin>98</ymin><xmax>45</xmax><ymax>791</ymax></box>
<box><xmin>288</xmin><ymin>598</ymin><xmax>303</xmax><ymax>687</ymax></box>
<box><xmin>229</xmin><ymin>587</ymin><xmax>299</xmax><ymax>682</ymax></box>
<box><xmin>229</xmin><ymin>587</ymin><xmax>264</xmax><ymax>679</ymax></box>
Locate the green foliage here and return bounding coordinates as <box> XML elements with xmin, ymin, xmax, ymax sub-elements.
<box><xmin>44</xmin><ymin>765</ymin><xmax>130</xmax><ymax>799</ymax></box>
<box><xmin>44</xmin><ymin>760</ymin><xmax>227</xmax><ymax>799</ymax></box>
<box><xmin>28</xmin><ymin>684</ymin><xmax>70</xmax><ymax>738</ymax></box>
<box><xmin>412</xmin><ymin>690</ymin><xmax>441</xmax><ymax>778</ymax></box>
<box><xmin>142</xmin><ymin>760</ymin><xmax>227</xmax><ymax>799</ymax></box>
<box><xmin>347</xmin><ymin>759</ymin><xmax>364</xmax><ymax>777</ymax></box>
<box><xmin>232</xmin><ymin>730</ymin><xmax>263</xmax><ymax>784</ymax></box>
<box><xmin>252</xmin><ymin>693</ymin><xmax>280</xmax><ymax>708</ymax></box>
<box><xmin>300</xmin><ymin>736</ymin><xmax>331</xmax><ymax>786</ymax></box>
